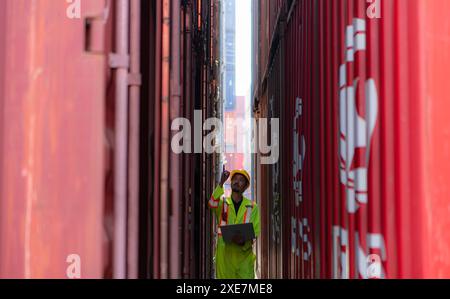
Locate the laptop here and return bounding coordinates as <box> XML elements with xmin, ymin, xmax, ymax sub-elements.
<box><xmin>220</xmin><ymin>223</ymin><xmax>255</xmax><ymax>244</ymax></box>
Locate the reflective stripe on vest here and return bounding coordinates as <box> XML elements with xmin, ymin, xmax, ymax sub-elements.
<box><xmin>208</xmin><ymin>194</ymin><xmax>220</xmax><ymax>208</ymax></box>
<box><xmin>221</xmin><ymin>202</ymin><xmax>229</xmax><ymax>226</ymax></box>
<box><xmin>243</xmin><ymin>204</ymin><xmax>252</xmax><ymax>224</ymax></box>
<box><xmin>218</xmin><ymin>201</ymin><xmax>229</xmax><ymax>235</ymax></box>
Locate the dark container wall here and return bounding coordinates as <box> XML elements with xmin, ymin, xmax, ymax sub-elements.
<box><xmin>267</xmin><ymin>43</ymin><xmax>284</xmax><ymax>278</ymax></box>
<box><xmin>146</xmin><ymin>0</ymin><xmax>219</xmax><ymax>279</ymax></box>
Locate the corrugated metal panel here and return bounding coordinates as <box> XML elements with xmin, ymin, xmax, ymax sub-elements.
<box><xmin>255</xmin><ymin>91</ymin><xmax>269</xmax><ymax>278</ymax></box>
<box><xmin>267</xmin><ymin>43</ymin><xmax>283</xmax><ymax>278</ymax></box>
<box><xmin>255</xmin><ymin>0</ymin><xmax>450</xmax><ymax>278</ymax></box>
<box><xmin>148</xmin><ymin>0</ymin><xmax>219</xmax><ymax>279</ymax></box>
<box><xmin>268</xmin><ymin>0</ymin><xmax>284</xmax><ymax>48</ymax></box>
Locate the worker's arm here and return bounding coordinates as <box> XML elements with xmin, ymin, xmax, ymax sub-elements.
<box><xmin>207</xmin><ymin>170</ymin><xmax>230</xmax><ymax>219</ymax></box>
<box><xmin>208</xmin><ymin>185</ymin><xmax>224</xmax><ymax>209</ymax></box>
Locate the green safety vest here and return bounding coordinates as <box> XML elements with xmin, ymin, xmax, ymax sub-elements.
<box><xmin>208</xmin><ymin>186</ymin><xmax>261</xmax><ymax>279</ymax></box>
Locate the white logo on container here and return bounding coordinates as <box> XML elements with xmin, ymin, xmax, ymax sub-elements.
<box><xmin>339</xmin><ymin>18</ymin><xmax>379</xmax><ymax>214</ymax></box>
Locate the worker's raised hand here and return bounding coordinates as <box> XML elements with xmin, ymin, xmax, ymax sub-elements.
<box><xmin>219</xmin><ymin>169</ymin><xmax>230</xmax><ymax>187</ymax></box>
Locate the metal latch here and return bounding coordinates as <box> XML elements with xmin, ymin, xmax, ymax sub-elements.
<box><xmin>84</xmin><ymin>0</ymin><xmax>111</xmax><ymax>54</ymax></box>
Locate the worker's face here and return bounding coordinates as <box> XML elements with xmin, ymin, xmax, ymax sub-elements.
<box><xmin>231</xmin><ymin>174</ymin><xmax>248</xmax><ymax>193</ymax></box>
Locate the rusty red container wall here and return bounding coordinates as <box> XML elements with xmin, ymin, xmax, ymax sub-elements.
<box><xmin>251</xmin><ymin>0</ymin><xmax>259</xmax><ymax>101</ymax></box>
<box><xmin>258</xmin><ymin>1</ymin><xmax>265</xmax><ymax>85</ymax></box>
<box><xmin>267</xmin><ymin>44</ymin><xmax>283</xmax><ymax>278</ymax></box>
<box><xmin>0</xmin><ymin>0</ymin><xmax>105</xmax><ymax>278</ymax></box>
<box><xmin>0</xmin><ymin>0</ymin><xmax>219</xmax><ymax>279</ymax></box>
<box><xmin>255</xmin><ymin>0</ymin><xmax>450</xmax><ymax>278</ymax></box>
<box><xmin>126</xmin><ymin>0</ymin><xmax>216</xmax><ymax>279</ymax></box>
<box><xmin>268</xmin><ymin>0</ymin><xmax>284</xmax><ymax>49</ymax></box>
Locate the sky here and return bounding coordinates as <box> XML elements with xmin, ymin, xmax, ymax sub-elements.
<box><xmin>234</xmin><ymin>0</ymin><xmax>253</xmax><ymax>196</ymax></box>
<box><xmin>221</xmin><ymin>0</ymin><xmax>253</xmax><ymax>196</ymax></box>
<box><xmin>235</xmin><ymin>0</ymin><xmax>252</xmax><ymax>97</ymax></box>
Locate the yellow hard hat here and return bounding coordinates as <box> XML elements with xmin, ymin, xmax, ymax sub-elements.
<box><xmin>230</xmin><ymin>169</ymin><xmax>251</xmax><ymax>187</ymax></box>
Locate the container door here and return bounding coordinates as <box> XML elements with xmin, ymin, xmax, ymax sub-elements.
<box><xmin>0</xmin><ymin>0</ymin><xmax>109</xmax><ymax>278</ymax></box>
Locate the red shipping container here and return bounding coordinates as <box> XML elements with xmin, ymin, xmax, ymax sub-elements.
<box><xmin>0</xmin><ymin>0</ymin><xmax>107</xmax><ymax>278</ymax></box>
<box><xmin>255</xmin><ymin>0</ymin><xmax>450</xmax><ymax>278</ymax></box>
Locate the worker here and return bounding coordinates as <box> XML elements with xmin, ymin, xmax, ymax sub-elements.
<box><xmin>207</xmin><ymin>168</ymin><xmax>261</xmax><ymax>279</ymax></box>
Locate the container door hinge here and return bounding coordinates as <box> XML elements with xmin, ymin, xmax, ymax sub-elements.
<box><xmin>84</xmin><ymin>0</ymin><xmax>111</xmax><ymax>54</ymax></box>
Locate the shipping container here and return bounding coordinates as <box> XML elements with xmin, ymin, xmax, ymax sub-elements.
<box><xmin>0</xmin><ymin>0</ymin><xmax>109</xmax><ymax>278</ymax></box>
<box><xmin>253</xmin><ymin>0</ymin><xmax>450</xmax><ymax>278</ymax></box>
<box><xmin>0</xmin><ymin>0</ymin><xmax>220</xmax><ymax>279</ymax></box>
